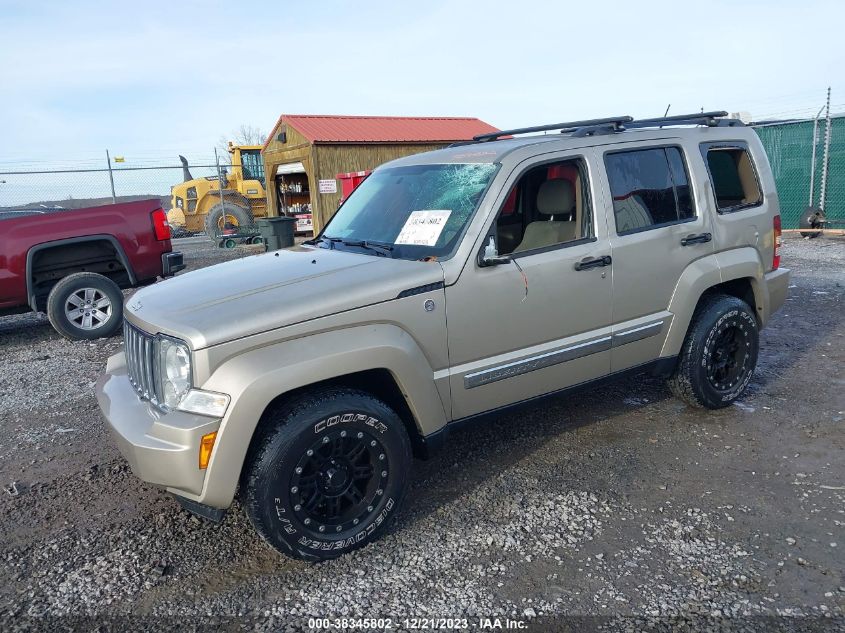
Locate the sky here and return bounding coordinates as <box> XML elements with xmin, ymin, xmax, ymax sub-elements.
<box><xmin>1</xmin><ymin>0</ymin><xmax>843</xmax><ymax>201</ymax></box>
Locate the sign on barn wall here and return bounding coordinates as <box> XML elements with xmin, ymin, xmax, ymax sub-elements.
<box><xmin>318</xmin><ymin>179</ymin><xmax>338</xmax><ymax>194</ymax></box>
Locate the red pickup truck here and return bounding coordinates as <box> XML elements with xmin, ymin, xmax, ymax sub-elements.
<box><xmin>0</xmin><ymin>199</ymin><xmax>184</xmax><ymax>339</ymax></box>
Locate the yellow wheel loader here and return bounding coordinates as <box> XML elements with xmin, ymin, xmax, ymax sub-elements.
<box><xmin>169</xmin><ymin>143</ymin><xmax>268</xmax><ymax>239</ymax></box>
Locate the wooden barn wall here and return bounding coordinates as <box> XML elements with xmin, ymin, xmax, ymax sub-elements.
<box><xmin>262</xmin><ymin>125</ymin><xmax>313</xmax><ymax>217</ymax></box>
<box><xmin>309</xmin><ymin>143</ymin><xmax>448</xmax><ymax>231</ymax></box>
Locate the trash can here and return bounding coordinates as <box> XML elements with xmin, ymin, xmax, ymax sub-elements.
<box><xmin>257</xmin><ymin>216</ymin><xmax>296</xmax><ymax>251</ymax></box>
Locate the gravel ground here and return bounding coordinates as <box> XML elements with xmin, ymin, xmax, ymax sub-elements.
<box><xmin>0</xmin><ymin>236</ymin><xmax>843</xmax><ymax>632</ymax></box>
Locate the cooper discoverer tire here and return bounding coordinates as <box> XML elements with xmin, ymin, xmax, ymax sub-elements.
<box><xmin>668</xmin><ymin>294</ymin><xmax>759</xmax><ymax>409</ymax></box>
<box><xmin>243</xmin><ymin>388</ymin><xmax>412</xmax><ymax>561</ymax></box>
<box><xmin>46</xmin><ymin>272</ymin><xmax>124</xmax><ymax>340</ymax></box>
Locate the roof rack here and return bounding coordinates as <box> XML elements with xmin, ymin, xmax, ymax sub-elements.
<box><xmin>468</xmin><ymin>110</ymin><xmax>742</xmax><ymax>144</ymax></box>
<box><xmin>626</xmin><ymin>111</ymin><xmax>737</xmax><ymax>129</ymax></box>
<box><xmin>472</xmin><ymin>116</ymin><xmax>633</xmax><ymax>142</ymax></box>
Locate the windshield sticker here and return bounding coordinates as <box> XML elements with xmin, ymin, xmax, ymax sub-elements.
<box><xmin>395</xmin><ymin>210</ymin><xmax>452</xmax><ymax>246</ymax></box>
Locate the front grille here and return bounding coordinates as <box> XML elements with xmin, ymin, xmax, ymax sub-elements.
<box><xmin>124</xmin><ymin>321</ymin><xmax>159</xmax><ymax>404</ymax></box>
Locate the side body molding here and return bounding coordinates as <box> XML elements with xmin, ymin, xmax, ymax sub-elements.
<box><xmin>194</xmin><ymin>324</ymin><xmax>448</xmax><ymax>508</ymax></box>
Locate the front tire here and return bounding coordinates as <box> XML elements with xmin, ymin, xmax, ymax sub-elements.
<box><xmin>46</xmin><ymin>272</ymin><xmax>124</xmax><ymax>340</ymax></box>
<box><xmin>243</xmin><ymin>388</ymin><xmax>412</xmax><ymax>561</ymax></box>
<box><xmin>668</xmin><ymin>294</ymin><xmax>759</xmax><ymax>409</ymax></box>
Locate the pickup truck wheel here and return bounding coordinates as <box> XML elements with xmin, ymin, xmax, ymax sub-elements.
<box><xmin>668</xmin><ymin>294</ymin><xmax>759</xmax><ymax>409</ymax></box>
<box><xmin>46</xmin><ymin>272</ymin><xmax>124</xmax><ymax>340</ymax></box>
<box><xmin>243</xmin><ymin>388</ymin><xmax>412</xmax><ymax>561</ymax></box>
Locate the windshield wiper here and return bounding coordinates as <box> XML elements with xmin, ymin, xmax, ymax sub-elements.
<box><xmin>339</xmin><ymin>239</ymin><xmax>394</xmax><ymax>257</ymax></box>
<box><xmin>306</xmin><ymin>235</ymin><xmax>342</xmax><ymax>249</ymax></box>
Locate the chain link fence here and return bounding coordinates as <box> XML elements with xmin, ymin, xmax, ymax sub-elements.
<box><xmin>3</xmin><ymin>121</ymin><xmax>844</xmax><ymax>236</ymax></box>
<box><xmin>0</xmin><ymin>164</ymin><xmax>219</xmax><ymax>210</ymax></box>
<box><xmin>754</xmin><ymin>114</ymin><xmax>844</xmax><ymax>230</ymax></box>
<box><xmin>0</xmin><ymin>158</ymin><xmax>268</xmax><ymax>241</ymax></box>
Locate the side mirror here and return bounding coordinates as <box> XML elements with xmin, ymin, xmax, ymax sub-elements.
<box><xmin>479</xmin><ymin>236</ymin><xmax>511</xmax><ymax>267</ymax></box>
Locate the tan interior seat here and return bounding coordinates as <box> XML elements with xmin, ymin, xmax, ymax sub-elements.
<box><xmin>736</xmin><ymin>152</ymin><xmax>761</xmax><ymax>204</ymax></box>
<box><xmin>612</xmin><ymin>194</ymin><xmax>654</xmax><ymax>233</ymax></box>
<box><xmin>514</xmin><ymin>179</ymin><xmax>577</xmax><ymax>253</ymax></box>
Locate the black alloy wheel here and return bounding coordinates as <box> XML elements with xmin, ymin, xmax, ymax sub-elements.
<box><xmin>706</xmin><ymin>323</ymin><xmax>751</xmax><ymax>392</ymax></box>
<box><xmin>290</xmin><ymin>428</ymin><xmax>389</xmax><ymax>536</ymax></box>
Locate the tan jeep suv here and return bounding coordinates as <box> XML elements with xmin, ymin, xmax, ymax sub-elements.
<box><xmin>96</xmin><ymin>111</ymin><xmax>790</xmax><ymax>560</ymax></box>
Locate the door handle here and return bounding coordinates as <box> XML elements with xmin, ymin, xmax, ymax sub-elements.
<box><xmin>681</xmin><ymin>232</ymin><xmax>712</xmax><ymax>246</ymax></box>
<box><xmin>574</xmin><ymin>255</ymin><xmax>612</xmax><ymax>271</ymax></box>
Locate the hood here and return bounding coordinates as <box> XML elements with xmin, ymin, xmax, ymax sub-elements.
<box><xmin>125</xmin><ymin>245</ymin><xmax>444</xmax><ymax>349</ymax></box>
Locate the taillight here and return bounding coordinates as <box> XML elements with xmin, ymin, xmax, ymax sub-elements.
<box><xmin>772</xmin><ymin>214</ymin><xmax>782</xmax><ymax>270</ymax></box>
<box><xmin>152</xmin><ymin>208</ymin><xmax>171</xmax><ymax>241</ymax></box>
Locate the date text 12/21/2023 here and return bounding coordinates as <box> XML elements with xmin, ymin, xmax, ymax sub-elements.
<box><xmin>306</xmin><ymin>617</ymin><xmax>528</xmax><ymax>629</ymax></box>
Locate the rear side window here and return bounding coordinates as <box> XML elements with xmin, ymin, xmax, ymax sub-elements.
<box><xmin>702</xmin><ymin>144</ymin><xmax>762</xmax><ymax>211</ymax></box>
<box><xmin>604</xmin><ymin>147</ymin><xmax>694</xmax><ymax>235</ymax></box>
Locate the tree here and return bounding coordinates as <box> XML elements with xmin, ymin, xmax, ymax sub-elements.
<box><xmin>217</xmin><ymin>125</ymin><xmax>267</xmax><ymax>161</ymax></box>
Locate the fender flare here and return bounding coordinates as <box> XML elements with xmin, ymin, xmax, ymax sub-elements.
<box><xmin>26</xmin><ymin>234</ymin><xmax>136</xmax><ymax>311</ymax></box>
<box><xmin>194</xmin><ymin>324</ymin><xmax>448</xmax><ymax>508</ymax></box>
<box><xmin>660</xmin><ymin>248</ymin><xmax>765</xmax><ymax>357</ymax></box>
<box><xmin>715</xmin><ymin>247</ymin><xmax>769</xmax><ymax>325</ymax></box>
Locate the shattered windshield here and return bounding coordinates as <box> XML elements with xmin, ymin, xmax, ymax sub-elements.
<box><xmin>315</xmin><ymin>163</ymin><xmax>498</xmax><ymax>260</ymax></box>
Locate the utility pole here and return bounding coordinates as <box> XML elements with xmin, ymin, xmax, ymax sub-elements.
<box><xmin>106</xmin><ymin>150</ymin><xmax>117</xmax><ymax>204</ymax></box>
<box><xmin>819</xmin><ymin>87</ymin><xmax>832</xmax><ymax>211</ymax></box>
<box><xmin>215</xmin><ymin>148</ymin><xmax>227</xmax><ymax>235</ymax></box>
<box><xmin>809</xmin><ymin>105</ymin><xmax>825</xmax><ymax>207</ymax></box>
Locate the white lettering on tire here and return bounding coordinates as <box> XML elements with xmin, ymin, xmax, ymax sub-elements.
<box><xmin>314</xmin><ymin>412</ymin><xmax>388</xmax><ymax>434</ymax></box>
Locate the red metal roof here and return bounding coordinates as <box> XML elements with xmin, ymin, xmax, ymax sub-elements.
<box><xmin>263</xmin><ymin>114</ymin><xmax>499</xmax><ymax>149</ymax></box>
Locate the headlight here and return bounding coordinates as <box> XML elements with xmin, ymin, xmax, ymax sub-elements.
<box><xmin>159</xmin><ymin>337</ymin><xmax>191</xmax><ymax>408</ymax></box>
<box><xmin>155</xmin><ymin>336</ymin><xmax>230</xmax><ymax>417</ymax></box>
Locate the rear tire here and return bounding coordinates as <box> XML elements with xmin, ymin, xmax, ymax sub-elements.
<box><xmin>243</xmin><ymin>388</ymin><xmax>412</xmax><ymax>561</ymax></box>
<box><xmin>204</xmin><ymin>202</ymin><xmax>253</xmax><ymax>240</ymax></box>
<box><xmin>668</xmin><ymin>294</ymin><xmax>759</xmax><ymax>409</ymax></box>
<box><xmin>46</xmin><ymin>272</ymin><xmax>124</xmax><ymax>340</ymax></box>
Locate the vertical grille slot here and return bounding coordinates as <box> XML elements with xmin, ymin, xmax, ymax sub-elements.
<box><xmin>124</xmin><ymin>320</ymin><xmax>158</xmax><ymax>405</ymax></box>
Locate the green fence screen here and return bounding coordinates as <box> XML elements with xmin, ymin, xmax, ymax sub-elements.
<box><xmin>754</xmin><ymin>115</ymin><xmax>844</xmax><ymax>229</ymax></box>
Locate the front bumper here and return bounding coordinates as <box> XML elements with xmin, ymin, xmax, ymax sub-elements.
<box><xmin>162</xmin><ymin>251</ymin><xmax>185</xmax><ymax>277</ymax></box>
<box><xmin>95</xmin><ymin>352</ymin><xmax>219</xmax><ymax>497</ymax></box>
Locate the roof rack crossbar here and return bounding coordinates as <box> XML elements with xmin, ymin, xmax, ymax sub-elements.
<box><xmin>626</xmin><ymin>111</ymin><xmax>742</xmax><ymax>129</ymax></box>
<box><xmin>465</xmin><ymin>111</ymin><xmax>741</xmax><ymax>146</ymax></box>
<box><xmin>634</xmin><ymin>110</ymin><xmax>728</xmax><ymax>124</ymax></box>
<box><xmin>473</xmin><ymin>116</ymin><xmax>634</xmax><ymax>141</ymax></box>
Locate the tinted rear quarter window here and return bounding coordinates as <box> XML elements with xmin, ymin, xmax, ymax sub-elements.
<box><xmin>605</xmin><ymin>147</ymin><xmax>695</xmax><ymax>234</ymax></box>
